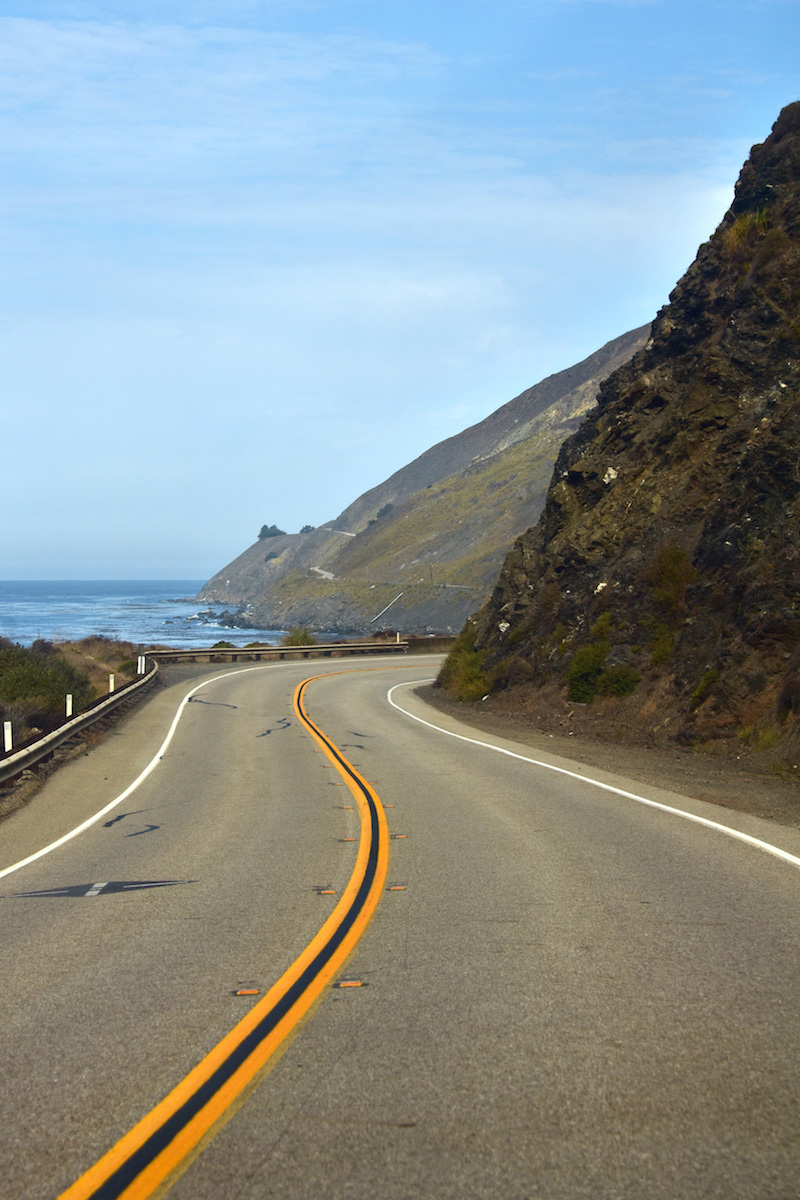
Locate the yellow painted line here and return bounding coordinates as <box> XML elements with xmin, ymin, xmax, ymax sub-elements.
<box><xmin>58</xmin><ymin>671</ymin><xmax>390</xmax><ymax>1200</ymax></box>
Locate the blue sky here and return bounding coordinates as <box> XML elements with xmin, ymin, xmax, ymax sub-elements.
<box><xmin>2</xmin><ymin>0</ymin><xmax>798</xmax><ymax>579</ymax></box>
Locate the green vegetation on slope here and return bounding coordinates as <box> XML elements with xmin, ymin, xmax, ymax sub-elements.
<box><xmin>0</xmin><ymin>636</ymin><xmax>139</xmax><ymax>745</ymax></box>
<box><xmin>253</xmin><ymin>418</ymin><xmax>586</xmax><ymax>631</ymax></box>
<box><xmin>0</xmin><ymin>640</ymin><xmax>94</xmax><ymax>743</ymax></box>
<box><xmin>436</xmin><ymin>627</ymin><xmax>494</xmax><ymax>701</ymax></box>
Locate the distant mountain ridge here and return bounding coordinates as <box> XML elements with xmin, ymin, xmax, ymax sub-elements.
<box><xmin>329</xmin><ymin>325</ymin><xmax>651</xmax><ymax>531</ymax></box>
<box><xmin>198</xmin><ymin>324</ymin><xmax>649</xmax><ymax>632</ymax></box>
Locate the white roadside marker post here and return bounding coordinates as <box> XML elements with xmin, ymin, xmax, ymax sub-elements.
<box><xmin>108</xmin><ymin>674</ymin><xmax>115</xmax><ymax>693</ymax></box>
<box><xmin>66</xmin><ymin>694</ymin><xmax>73</xmax><ymax>718</ymax></box>
<box><xmin>3</xmin><ymin>721</ymin><xmax>12</xmax><ymax>753</ymax></box>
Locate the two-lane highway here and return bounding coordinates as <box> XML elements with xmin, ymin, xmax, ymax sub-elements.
<box><xmin>2</xmin><ymin>656</ymin><xmax>800</xmax><ymax>1199</ymax></box>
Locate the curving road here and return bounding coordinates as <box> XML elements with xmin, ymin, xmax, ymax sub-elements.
<box><xmin>2</xmin><ymin>656</ymin><xmax>800</xmax><ymax>1199</ymax></box>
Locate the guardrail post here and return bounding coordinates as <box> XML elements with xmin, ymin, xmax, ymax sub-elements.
<box><xmin>0</xmin><ymin>660</ymin><xmax>159</xmax><ymax>787</ymax></box>
<box><xmin>66</xmin><ymin>694</ymin><xmax>73</xmax><ymax>718</ymax></box>
<box><xmin>109</xmin><ymin>674</ymin><xmax>115</xmax><ymax>694</ymax></box>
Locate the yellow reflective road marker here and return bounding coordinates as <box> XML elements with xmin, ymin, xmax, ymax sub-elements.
<box><xmin>59</xmin><ymin>671</ymin><xmax>390</xmax><ymax>1200</ymax></box>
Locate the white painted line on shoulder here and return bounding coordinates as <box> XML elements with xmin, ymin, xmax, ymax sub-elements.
<box><xmin>387</xmin><ymin>679</ymin><xmax>800</xmax><ymax>873</ymax></box>
<box><xmin>0</xmin><ymin>663</ymin><xmax>275</xmax><ymax>882</ymax></box>
<box><xmin>0</xmin><ymin>658</ymin><xmax>429</xmax><ymax>882</ymax></box>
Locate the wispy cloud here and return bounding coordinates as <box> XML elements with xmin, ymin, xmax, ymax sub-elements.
<box><xmin>0</xmin><ymin>2</ymin><xmax>795</xmax><ymax>574</ymax></box>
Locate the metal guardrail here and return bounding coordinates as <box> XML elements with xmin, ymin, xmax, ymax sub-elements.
<box><xmin>0</xmin><ymin>636</ymin><xmax>453</xmax><ymax>788</ymax></box>
<box><xmin>147</xmin><ymin>640</ymin><xmax>411</xmax><ymax>665</ymax></box>
<box><xmin>0</xmin><ymin>662</ymin><xmax>159</xmax><ymax>786</ymax></box>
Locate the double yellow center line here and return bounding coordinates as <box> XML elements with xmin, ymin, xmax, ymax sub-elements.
<box><xmin>59</xmin><ymin>672</ymin><xmax>390</xmax><ymax>1200</ymax></box>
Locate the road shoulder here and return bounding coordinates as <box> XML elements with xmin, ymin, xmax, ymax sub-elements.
<box><xmin>418</xmin><ymin>684</ymin><xmax>800</xmax><ymax>830</ymax></box>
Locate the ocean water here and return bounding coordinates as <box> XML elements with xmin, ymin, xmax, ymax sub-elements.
<box><xmin>0</xmin><ymin>581</ymin><xmax>286</xmax><ymax>649</ymax></box>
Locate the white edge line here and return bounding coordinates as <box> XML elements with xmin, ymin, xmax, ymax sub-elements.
<box><xmin>0</xmin><ymin>664</ymin><xmax>277</xmax><ymax>881</ymax></box>
<box><xmin>387</xmin><ymin>679</ymin><xmax>800</xmax><ymax>873</ymax></box>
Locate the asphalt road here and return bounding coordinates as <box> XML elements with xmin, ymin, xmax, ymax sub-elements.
<box><xmin>2</xmin><ymin>655</ymin><xmax>800</xmax><ymax>1200</ymax></box>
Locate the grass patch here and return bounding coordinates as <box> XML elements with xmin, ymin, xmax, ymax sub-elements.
<box><xmin>643</xmin><ymin>543</ymin><xmax>697</xmax><ymax>616</ymax></box>
<box><xmin>648</xmin><ymin>623</ymin><xmax>675</xmax><ymax>665</ymax></box>
<box><xmin>596</xmin><ymin>664</ymin><xmax>641</xmax><ymax>697</ymax></box>
<box><xmin>282</xmin><ymin>627</ymin><xmax>317</xmax><ymax>646</ymax></box>
<box><xmin>722</xmin><ymin>208</ymin><xmax>770</xmax><ymax>254</ymax></box>
<box><xmin>590</xmin><ymin>611</ymin><xmax>613</xmax><ymax>640</ymax></box>
<box><xmin>0</xmin><ymin>641</ymin><xmax>94</xmax><ymax>740</ymax></box>
<box><xmin>437</xmin><ymin>628</ymin><xmax>492</xmax><ymax>702</ymax></box>
<box><xmin>689</xmin><ymin>668</ymin><xmax>720</xmax><ymax>710</ymax></box>
<box><xmin>566</xmin><ymin>643</ymin><xmax>608</xmax><ymax>704</ymax></box>
<box><xmin>564</xmin><ymin>607</ymin><xmax>641</xmax><ymax>703</ymax></box>
<box><xmin>756</xmin><ymin>726</ymin><xmax>781</xmax><ymax>752</ymax></box>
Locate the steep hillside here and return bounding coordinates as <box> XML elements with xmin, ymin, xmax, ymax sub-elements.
<box><xmin>447</xmin><ymin>102</ymin><xmax>800</xmax><ymax>772</ymax></box>
<box><xmin>199</xmin><ymin>325</ymin><xmax>649</xmax><ymax>632</ymax></box>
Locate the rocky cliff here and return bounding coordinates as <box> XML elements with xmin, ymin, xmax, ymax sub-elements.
<box><xmin>199</xmin><ymin>326</ymin><xmax>649</xmax><ymax>633</ymax></box>
<box><xmin>449</xmin><ymin>103</ymin><xmax>800</xmax><ymax>771</ymax></box>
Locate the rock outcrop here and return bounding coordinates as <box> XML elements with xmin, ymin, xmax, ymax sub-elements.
<box><xmin>454</xmin><ymin>102</ymin><xmax>800</xmax><ymax>768</ymax></box>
